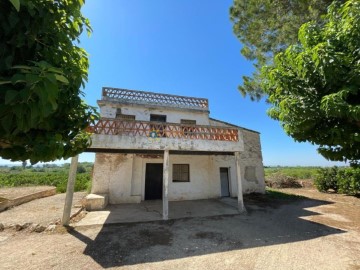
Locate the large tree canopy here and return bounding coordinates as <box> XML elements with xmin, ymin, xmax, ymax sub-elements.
<box><xmin>230</xmin><ymin>0</ymin><xmax>335</xmax><ymax>100</ymax></box>
<box><xmin>262</xmin><ymin>0</ymin><xmax>360</xmax><ymax>165</ymax></box>
<box><xmin>0</xmin><ymin>0</ymin><xmax>97</xmax><ymax>163</ymax></box>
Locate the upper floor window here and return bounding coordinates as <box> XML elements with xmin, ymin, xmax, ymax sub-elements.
<box><xmin>150</xmin><ymin>114</ymin><xmax>166</xmax><ymax>122</ymax></box>
<box><xmin>180</xmin><ymin>119</ymin><xmax>196</xmax><ymax>136</ymax></box>
<box><xmin>116</xmin><ymin>108</ymin><xmax>135</xmax><ymax>121</ymax></box>
<box><xmin>150</xmin><ymin>114</ymin><xmax>167</xmax><ymax>137</ymax></box>
<box><xmin>180</xmin><ymin>119</ymin><xmax>196</xmax><ymax>125</ymax></box>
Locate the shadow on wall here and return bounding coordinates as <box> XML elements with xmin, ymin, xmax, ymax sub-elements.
<box><xmin>68</xmin><ymin>196</ymin><xmax>344</xmax><ymax>268</ymax></box>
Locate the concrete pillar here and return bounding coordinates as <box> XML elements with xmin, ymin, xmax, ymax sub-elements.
<box><xmin>162</xmin><ymin>149</ymin><xmax>169</xmax><ymax>220</ymax></box>
<box><xmin>62</xmin><ymin>155</ymin><xmax>79</xmax><ymax>226</ymax></box>
<box><xmin>235</xmin><ymin>152</ymin><xmax>246</xmax><ymax>213</ymax></box>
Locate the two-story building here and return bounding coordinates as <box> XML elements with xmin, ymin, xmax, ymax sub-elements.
<box><xmin>86</xmin><ymin>87</ymin><xmax>265</xmax><ymax>219</ymax></box>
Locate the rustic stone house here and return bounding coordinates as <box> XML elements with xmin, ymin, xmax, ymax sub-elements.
<box><xmin>86</xmin><ymin>87</ymin><xmax>265</xmax><ymax>219</ymax></box>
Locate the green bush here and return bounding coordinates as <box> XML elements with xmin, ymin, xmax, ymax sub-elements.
<box><xmin>76</xmin><ymin>165</ymin><xmax>86</xmax><ymax>174</ymax></box>
<box><xmin>337</xmin><ymin>168</ymin><xmax>360</xmax><ymax>195</ymax></box>
<box><xmin>314</xmin><ymin>167</ymin><xmax>360</xmax><ymax>195</ymax></box>
<box><xmin>314</xmin><ymin>167</ymin><xmax>339</xmax><ymax>192</ymax></box>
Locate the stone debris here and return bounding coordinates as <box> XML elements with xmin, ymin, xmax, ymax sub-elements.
<box><xmin>0</xmin><ymin>223</ymin><xmax>4</xmax><ymax>231</ymax></box>
<box><xmin>15</xmin><ymin>223</ymin><xmax>32</xmax><ymax>231</ymax></box>
<box><xmin>33</xmin><ymin>224</ymin><xmax>46</xmax><ymax>233</ymax></box>
<box><xmin>45</xmin><ymin>224</ymin><xmax>56</xmax><ymax>232</ymax></box>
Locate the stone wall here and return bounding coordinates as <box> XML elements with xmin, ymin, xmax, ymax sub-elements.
<box><xmin>239</xmin><ymin>129</ymin><xmax>266</xmax><ymax>194</ymax></box>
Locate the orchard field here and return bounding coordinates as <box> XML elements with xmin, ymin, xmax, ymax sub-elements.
<box><xmin>0</xmin><ymin>163</ymin><xmax>93</xmax><ymax>193</ymax></box>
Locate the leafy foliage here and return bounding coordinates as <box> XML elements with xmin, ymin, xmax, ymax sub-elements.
<box><xmin>0</xmin><ymin>0</ymin><xmax>98</xmax><ymax>164</ymax></box>
<box><xmin>261</xmin><ymin>0</ymin><xmax>360</xmax><ymax>165</ymax></box>
<box><xmin>230</xmin><ymin>0</ymin><xmax>335</xmax><ymax>100</ymax></box>
<box><xmin>314</xmin><ymin>166</ymin><xmax>360</xmax><ymax>195</ymax></box>
<box><xmin>314</xmin><ymin>167</ymin><xmax>339</xmax><ymax>192</ymax></box>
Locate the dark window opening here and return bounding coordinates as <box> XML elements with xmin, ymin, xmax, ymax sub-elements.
<box><xmin>116</xmin><ymin>108</ymin><xmax>135</xmax><ymax>120</ymax></box>
<box><xmin>173</xmin><ymin>164</ymin><xmax>190</xmax><ymax>182</ymax></box>
<box><xmin>180</xmin><ymin>119</ymin><xmax>196</xmax><ymax>136</ymax></box>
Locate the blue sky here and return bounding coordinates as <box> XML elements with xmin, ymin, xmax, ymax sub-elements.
<box><xmin>0</xmin><ymin>0</ymin><xmax>346</xmax><ymax>166</ymax></box>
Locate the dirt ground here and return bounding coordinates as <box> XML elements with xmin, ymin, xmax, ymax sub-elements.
<box><xmin>0</xmin><ymin>192</ymin><xmax>86</xmax><ymax>226</ymax></box>
<box><xmin>0</xmin><ymin>188</ymin><xmax>359</xmax><ymax>270</ymax></box>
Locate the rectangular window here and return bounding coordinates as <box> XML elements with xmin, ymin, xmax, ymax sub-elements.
<box><xmin>116</xmin><ymin>108</ymin><xmax>135</xmax><ymax>120</ymax></box>
<box><xmin>180</xmin><ymin>119</ymin><xmax>196</xmax><ymax>136</ymax></box>
<box><xmin>180</xmin><ymin>119</ymin><xmax>196</xmax><ymax>125</ymax></box>
<box><xmin>173</xmin><ymin>164</ymin><xmax>190</xmax><ymax>182</ymax></box>
<box><xmin>117</xmin><ymin>114</ymin><xmax>136</xmax><ymax>120</ymax></box>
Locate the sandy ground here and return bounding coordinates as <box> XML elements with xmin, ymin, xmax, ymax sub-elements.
<box><xmin>0</xmin><ymin>186</ymin><xmax>55</xmax><ymax>200</ymax></box>
<box><xmin>0</xmin><ymin>188</ymin><xmax>359</xmax><ymax>270</ymax></box>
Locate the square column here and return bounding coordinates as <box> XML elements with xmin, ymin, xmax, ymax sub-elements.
<box><xmin>162</xmin><ymin>149</ymin><xmax>170</xmax><ymax>220</ymax></box>
<box><xmin>235</xmin><ymin>152</ymin><xmax>246</xmax><ymax>213</ymax></box>
<box><xmin>62</xmin><ymin>155</ymin><xmax>79</xmax><ymax>225</ymax></box>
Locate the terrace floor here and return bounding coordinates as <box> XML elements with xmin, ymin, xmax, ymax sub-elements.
<box><xmin>75</xmin><ymin>198</ymin><xmax>240</xmax><ymax>226</ymax></box>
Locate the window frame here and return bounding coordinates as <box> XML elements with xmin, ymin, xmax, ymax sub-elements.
<box><xmin>115</xmin><ymin>108</ymin><xmax>136</xmax><ymax>120</ymax></box>
<box><xmin>172</xmin><ymin>164</ymin><xmax>190</xmax><ymax>182</ymax></box>
<box><xmin>180</xmin><ymin>119</ymin><xmax>196</xmax><ymax>136</ymax></box>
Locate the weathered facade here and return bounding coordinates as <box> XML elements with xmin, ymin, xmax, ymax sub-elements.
<box><xmin>86</xmin><ymin>87</ymin><xmax>265</xmax><ymax>218</ymax></box>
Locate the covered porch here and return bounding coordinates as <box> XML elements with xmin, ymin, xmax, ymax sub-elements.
<box><xmin>75</xmin><ymin>198</ymin><xmax>240</xmax><ymax>226</ymax></box>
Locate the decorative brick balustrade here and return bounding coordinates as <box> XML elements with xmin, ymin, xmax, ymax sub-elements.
<box><xmin>88</xmin><ymin>119</ymin><xmax>238</xmax><ymax>142</ymax></box>
<box><xmin>102</xmin><ymin>87</ymin><xmax>209</xmax><ymax>109</ymax></box>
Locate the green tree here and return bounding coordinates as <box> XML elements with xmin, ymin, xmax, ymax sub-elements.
<box><xmin>0</xmin><ymin>0</ymin><xmax>98</xmax><ymax>164</ymax></box>
<box><xmin>261</xmin><ymin>0</ymin><xmax>360</xmax><ymax>165</ymax></box>
<box><xmin>230</xmin><ymin>0</ymin><xmax>335</xmax><ymax>100</ymax></box>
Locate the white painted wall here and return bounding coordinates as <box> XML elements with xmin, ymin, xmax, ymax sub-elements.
<box><xmin>91</xmin><ymin>150</ymin><xmax>265</xmax><ymax>204</ymax></box>
<box><xmin>99</xmin><ymin>103</ymin><xmax>210</xmax><ymax>125</ymax></box>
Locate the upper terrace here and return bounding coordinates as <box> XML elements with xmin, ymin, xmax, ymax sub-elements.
<box><xmin>100</xmin><ymin>87</ymin><xmax>209</xmax><ymax>111</ymax></box>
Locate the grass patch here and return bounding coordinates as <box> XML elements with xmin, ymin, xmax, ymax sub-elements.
<box><xmin>266</xmin><ymin>188</ymin><xmax>306</xmax><ymax>200</ymax></box>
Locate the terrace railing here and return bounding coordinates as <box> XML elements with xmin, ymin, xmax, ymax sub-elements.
<box><xmin>102</xmin><ymin>87</ymin><xmax>209</xmax><ymax>110</ymax></box>
<box><xmin>88</xmin><ymin>118</ymin><xmax>238</xmax><ymax>142</ymax></box>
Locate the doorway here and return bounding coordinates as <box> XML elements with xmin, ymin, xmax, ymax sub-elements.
<box><xmin>220</xmin><ymin>167</ymin><xmax>230</xmax><ymax>197</ymax></box>
<box><xmin>145</xmin><ymin>163</ymin><xmax>163</xmax><ymax>200</ymax></box>
<box><xmin>150</xmin><ymin>114</ymin><xmax>167</xmax><ymax>137</ymax></box>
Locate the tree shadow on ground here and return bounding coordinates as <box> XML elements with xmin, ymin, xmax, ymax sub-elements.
<box><xmin>68</xmin><ymin>195</ymin><xmax>344</xmax><ymax>268</ymax></box>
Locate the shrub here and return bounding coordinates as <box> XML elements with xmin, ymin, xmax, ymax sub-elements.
<box><xmin>265</xmin><ymin>173</ymin><xmax>302</xmax><ymax>188</ymax></box>
<box><xmin>337</xmin><ymin>168</ymin><xmax>360</xmax><ymax>195</ymax></box>
<box><xmin>314</xmin><ymin>167</ymin><xmax>339</xmax><ymax>192</ymax></box>
<box><xmin>76</xmin><ymin>165</ymin><xmax>86</xmax><ymax>173</ymax></box>
<box><xmin>314</xmin><ymin>167</ymin><xmax>360</xmax><ymax>195</ymax></box>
